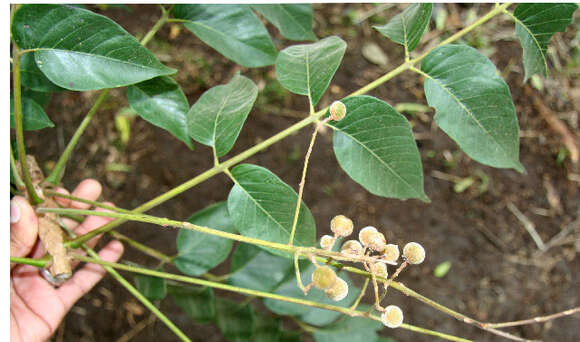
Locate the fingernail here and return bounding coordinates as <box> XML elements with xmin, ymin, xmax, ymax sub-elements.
<box><xmin>10</xmin><ymin>201</ymin><xmax>21</xmax><ymax>223</ymax></box>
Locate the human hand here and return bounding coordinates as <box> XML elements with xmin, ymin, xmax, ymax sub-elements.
<box><xmin>10</xmin><ymin>179</ymin><xmax>124</xmax><ymax>342</ymax></box>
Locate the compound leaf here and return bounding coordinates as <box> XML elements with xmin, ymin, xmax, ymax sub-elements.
<box><xmin>374</xmin><ymin>3</ymin><xmax>433</xmax><ymax>52</ymax></box>
<box><xmin>168</xmin><ymin>284</ymin><xmax>215</xmax><ymax>324</ymax></box>
<box><xmin>187</xmin><ymin>74</ymin><xmax>258</xmax><ymax>157</ymax></box>
<box><xmin>175</xmin><ymin>202</ymin><xmax>236</xmax><ymax>276</ymax></box>
<box><xmin>174</xmin><ymin>4</ymin><xmax>277</xmax><ymax>68</ymax></box>
<box><xmin>134</xmin><ymin>274</ymin><xmax>167</xmax><ymax>301</ymax></box>
<box><xmin>12</xmin><ymin>4</ymin><xmax>175</xmax><ymax>91</ymax></box>
<box><xmin>127</xmin><ymin>76</ymin><xmax>193</xmax><ymax>149</ymax></box>
<box><xmin>252</xmin><ymin>4</ymin><xmax>317</xmax><ymax>41</ymax></box>
<box><xmin>10</xmin><ymin>94</ymin><xmax>54</xmax><ymax>131</ymax></box>
<box><xmin>227</xmin><ymin>164</ymin><xmax>316</xmax><ymax>257</ymax></box>
<box><xmin>229</xmin><ymin>244</ymin><xmax>294</xmax><ymax>292</ymax></box>
<box><xmin>276</xmin><ymin>36</ymin><xmax>346</xmax><ymax>106</ymax></box>
<box><xmin>512</xmin><ymin>3</ymin><xmax>578</xmax><ymax>82</ymax></box>
<box><xmin>328</xmin><ymin>96</ymin><xmax>427</xmax><ymax>201</ymax></box>
<box><xmin>421</xmin><ymin>44</ymin><xmax>523</xmax><ymax>172</ymax></box>
<box><xmin>216</xmin><ymin>298</ymin><xmax>254</xmax><ymax>342</ymax></box>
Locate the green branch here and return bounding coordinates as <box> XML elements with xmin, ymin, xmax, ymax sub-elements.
<box><xmin>11</xmin><ymin>255</ymin><xmax>472</xmax><ymax>342</ymax></box>
<box><xmin>12</xmin><ymin>46</ymin><xmax>43</xmax><ymax>204</ymax></box>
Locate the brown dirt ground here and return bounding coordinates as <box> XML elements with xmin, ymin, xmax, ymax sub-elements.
<box><xmin>19</xmin><ymin>4</ymin><xmax>579</xmax><ymax>342</ymax></box>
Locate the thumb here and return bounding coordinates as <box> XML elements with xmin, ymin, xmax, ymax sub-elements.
<box><xmin>10</xmin><ymin>196</ymin><xmax>39</xmax><ymax>269</ymax></box>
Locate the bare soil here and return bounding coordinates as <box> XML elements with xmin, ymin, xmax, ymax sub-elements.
<box><xmin>21</xmin><ymin>4</ymin><xmax>579</xmax><ymax>342</ymax></box>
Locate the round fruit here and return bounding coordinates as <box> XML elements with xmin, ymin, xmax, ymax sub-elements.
<box><xmin>320</xmin><ymin>235</ymin><xmax>334</xmax><ymax>250</ymax></box>
<box><xmin>381</xmin><ymin>305</ymin><xmax>404</xmax><ymax>328</ymax></box>
<box><xmin>403</xmin><ymin>242</ymin><xmax>425</xmax><ymax>265</ymax></box>
<box><xmin>330</xmin><ymin>215</ymin><xmax>354</xmax><ymax>237</ymax></box>
<box><xmin>382</xmin><ymin>244</ymin><xmax>400</xmax><ymax>263</ymax></box>
<box><xmin>329</xmin><ymin>101</ymin><xmax>347</xmax><ymax>121</ymax></box>
<box><xmin>312</xmin><ymin>266</ymin><xmax>337</xmax><ymax>290</ymax></box>
<box><xmin>373</xmin><ymin>262</ymin><xmax>388</xmax><ymax>279</ymax></box>
<box><xmin>325</xmin><ymin>277</ymin><xmax>349</xmax><ymax>301</ymax></box>
<box><xmin>358</xmin><ymin>226</ymin><xmax>378</xmax><ymax>246</ymax></box>
<box><xmin>340</xmin><ymin>240</ymin><xmax>363</xmax><ymax>256</ymax></box>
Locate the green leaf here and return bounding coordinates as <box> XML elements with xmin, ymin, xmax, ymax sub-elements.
<box><xmin>252</xmin><ymin>313</ymin><xmax>281</xmax><ymax>342</ymax></box>
<box><xmin>175</xmin><ymin>202</ymin><xmax>236</xmax><ymax>276</ymax></box>
<box><xmin>229</xmin><ymin>244</ymin><xmax>294</xmax><ymax>292</ymax></box>
<box><xmin>252</xmin><ymin>4</ymin><xmax>317</xmax><ymax>41</ymax></box>
<box><xmin>421</xmin><ymin>44</ymin><xmax>523</xmax><ymax>172</ymax></box>
<box><xmin>374</xmin><ymin>3</ymin><xmax>433</xmax><ymax>52</ymax></box>
<box><xmin>276</xmin><ymin>36</ymin><xmax>347</xmax><ymax>106</ymax></box>
<box><xmin>187</xmin><ymin>74</ymin><xmax>258</xmax><ymax>157</ymax></box>
<box><xmin>312</xmin><ymin>310</ymin><xmax>383</xmax><ymax>342</ymax></box>
<box><xmin>19</xmin><ymin>53</ymin><xmax>64</xmax><ymax>92</ymax></box>
<box><xmin>216</xmin><ymin>298</ymin><xmax>254</xmax><ymax>342</ymax></box>
<box><xmin>280</xmin><ymin>331</ymin><xmax>302</xmax><ymax>342</ymax></box>
<box><xmin>263</xmin><ymin>264</ymin><xmax>360</xmax><ymax>325</ymax></box>
<box><xmin>10</xmin><ymin>94</ymin><xmax>54</xmax><ymax>131</ymax></box>
<box><xmin>434</xmin><ymin>260</ymin><xmax>452</xmax><ymax>278</ymax></box>
<box><xmin>12</xmin><ymin>4</ymin><xmax>175</xmax><ymax>90</ymax></box>
<box><xmin>328</xmin><ymin>95</ymin><xmax>427</xmax><ymax>201</ymax></box>
<box><xmin>512</xmin><ymin>3</ymin><xmax>578</xmax><ymax>82</ymax></box>
<box><xmin>134</xmin><ymin>274</ymin><xmax>167</xmax><ymax>301</ymax></box>
<box><xmin>174</xmin><ymin>4</ymin><xmax>277</xmax><ymax>68</ymax></box>
<box><xmin>127</xmin><ymin>76</ymin><xmax>193</xmax><ymax>149</ymax></box>
<box><xmin>227</xmin><ymin>164</ymin><xmax>316</xmax><ymax>257</ymax></box>
<box><xmin>168</xmin><ymin>284</ymin><xmax>215</xmax><ymax>324</ymax></box>
<box><xmin>25</xmin><ymin>89</ymin><xmax>52</xmax><ymax>108</ymax></box>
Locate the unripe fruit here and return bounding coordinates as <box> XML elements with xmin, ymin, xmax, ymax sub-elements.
<box><xmin>325</xmin><ymin>277</ymin><xmax>349</xmax><ymax>301</ymax></box>
<box><xmin>382</xmin><ymin>244</ymin><xmax>400</xmax><ymax>263</ymax></box>
<box><xmin>373</xmin><ymin>262</ymin><xmax>388</xmax><ymax>279</ymax></box>
<box><xmin>320</xmin><ymin>235</ymin><xmax>334</xmax><ymax>250</ymax></box>
<box><xmin>381</xmin><ymin>305</ymin><xmax>404</xmax><ymax>328</ymax></box>
<box><xmin>340</xmin><ymin>240</ymin><xmax>363</xmax><ymax>256</ymax></box>
<box><xmin>367</xmin><ymin>231</ymin><xmax>386</xmax><ymax>252</ymax></box>
<box><xmin>403</xmin><ymin>242</ymin><xmax>425</xmax><ymax>265</ymax></box>
<box><xmin>329</xmin><ymin>101</ymin><xmax>347</xmax><ymax>121</ymax></box>
<box><xmin>330</xmin><ymin>215</ymin><xmax>353</xmax><ymax>237</ymax></box>
<box><xmin>312</xmin><ymin>266</ymin><xmax>337</xmax><ymax>290</ymax></box>
<box><xmin>358</xmin><ymin>226</ymin><xmax>378</xmax><ymax>246</ymax></box>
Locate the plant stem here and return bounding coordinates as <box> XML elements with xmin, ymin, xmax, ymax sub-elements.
<box><xmin>10</xmin><ymin>143</ymin><xmax>25</xmax><ymax>190</ymax></box>
<box><xmin>59</xmin><ymin>220</ymin><xmax>191</xmax><ymax>342</ymax></box>
<box><xmin>10</xmin><ymin>255</ymin><xmax>472</xmax><ymax>342</ymax></box>
<box><xmin>45</xmin><ymin>89</ymin><xmax>110</xmax><ymax>185</ymax></box>
<box><xmin>46</xmin><ymin>7</ymin><xmax>169</xmax><ymax>185</ymax></box>
<box><xmin>288</xmin><ymin>118</ymin><xmax>328</xmax><ymax>245</ymax></box>
<box><xmin>108</xmin><ymin>230</ymin><xmax>174</xmax><ymax>264</ymax></box>
<box><xmin>483</xmin><ymin>307</ymin><xmax>580</xmax><ymax>329</ymax></box>
<box><xmin>45</xmin><ymin>190</ymin><xmax>133</xmax><ymax>214</ymax></box>
<box><xmin>12</xmin><ymin>47</ymin><xmax>43</xmax><ymax>204</ymax></box>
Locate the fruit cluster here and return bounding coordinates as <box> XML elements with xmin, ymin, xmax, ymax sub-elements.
<box><xmin>314</xmin><ymin>215</ymin><xmax>426</xmax><ymax>329</ymax></box>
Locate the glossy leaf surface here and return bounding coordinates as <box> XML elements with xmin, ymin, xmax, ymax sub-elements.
<box><xmin>127</xmin><ymin>76</ymin><xmax>193</xmax><ymax>149</ymax></box>
<box><xmin>187</xmin><ymin>74</ymin><xmax>258</xmax><ymax>157</ymax></box>
<box><xmin>276</xmin><ymin>36</ymin><xmax>346</xmax><ymax>106</ymax></box>
<box><xmin>175</xmin><ymin>202</ymin><xmax>236</xmax><ymax>276</ymax></box>
<box><xmin>168</xmin><ymin>284</ymin><xmax>215</xmax><ymax>324</ymax></box>
<box><xmin>12</xmin><ymin>4</ymin><xmax>175</xmax><ymax>90</ymax></box>
<box><xmin>174</xmin><ymin>4</ymin><xmax>277</xmax><ymax>67</ymax></box>
<box><xmin>513</xmin><ymin>3</ymin><xmax>578</xmax><ymax>81</ymax></box>
<box><xmin>19</xmin><ymin>53</ymin><xmax>64</xmax><ymax>92</ymax></box>
<box><xmin>228</xmin><ymin>164</ymin><xmax>316</xmax><ymax>256</ymax></box>
<box><xmin>374</xmin><ymin>3</ymin><xmax>432</xmax><ymax>52</ymax></box>
<box><xmin>329</xmin><ymin>96</ymin><xmax>427</xmax><ymax>201</ymax></box>
<box><xmin>252</xmin><ymin>4</ymin><xmax>317</xmax><ymax>41</ymax></box>
<box><xmin>421</xmin><ymin>45</ymin><xmax>523</xmax><ymax>171</ymax></box>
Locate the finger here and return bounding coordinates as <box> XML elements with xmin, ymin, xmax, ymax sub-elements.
<box><xmin>10</xmin><ymin>197</ymin><xmax>39</xmax><ymax>269</ymax></box>
<box><xmin>70</xmin><ymin>179</ymin><xmax>102</xmax><ymax>209</ymax></box>
<box><xmin>52</xmin><ymin>187</ymin><xmax>71</xmax><ymax>207</ymax></box>
<box><xmin>57</xmin><ymin>240</ymin><xmax>124</xmax><ymax>310</ymax></box>
<box><xmin>73</xmin><ymin>202</ymin><xmax>116</xmax><ymax>250</ymax></box>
